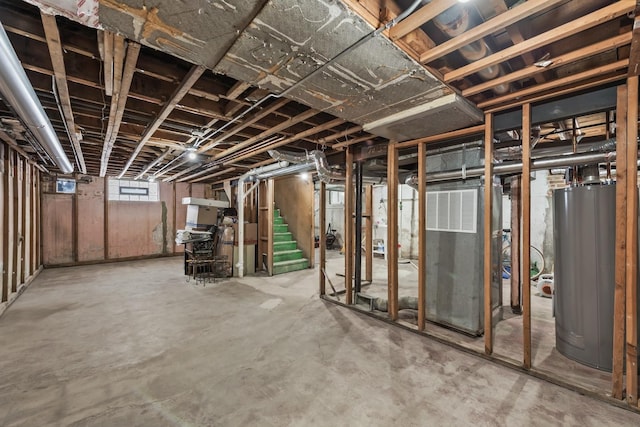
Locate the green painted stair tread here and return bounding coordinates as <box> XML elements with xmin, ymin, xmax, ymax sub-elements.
<box><xmin>273</xmin><ymin>217</ymin><xmax>284</xmax><ymax>224</ymax></box>
<box><xmin>273</xmin><ymin>224</ymin><xmax>289</xmax><ymax>233</ymax></box>
<box><xmin>273</xmin><ymin>249</ymin><xmax>303</xmax><ymax>263</ymax></box>
<box><xmin>273</xmin><ymin>232</ymin><xmax>293</xmax><ymax>242</ymax></box>
<box><xmin>273</xmin><ymin>258</ymin><xmax>309</xmax><ymax>275</ymax></box>
<box><xmin>273</xmin><ymin>241</ymin><xmax>297</xmax><ymax>251</ymax></box>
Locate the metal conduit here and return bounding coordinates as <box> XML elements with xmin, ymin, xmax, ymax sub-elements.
<box><xmin>406</xmin><ymin>151</ymin><xmax>617</xmax><ymax>186</ymax></box>
<box><xmin>0</xmin><ymin>20</ymin><xmax>73</xmax><ymax>173</ymax></box>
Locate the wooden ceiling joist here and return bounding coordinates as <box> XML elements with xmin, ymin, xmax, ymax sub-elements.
<box><xmin>163</xmin><ymin>162</ymin><xmax>203</xmax><ymax>182</ymax></box>
<box><xmin>444</xmin><ymin>0</ymin><xmax>635</xmax><ymax>83</ymax></box>
<box><xmin>103</xmin><ymin>30</ymin><xmax>114</xmax><ymax>96</ymax></box>
<box><xmin>117</xmin><ymin>65</ymin><xmax>206</xmax><ymax>178</ymax></box>
<box><xmin>463</xmin><ymin>32</ymin><xmax>632</xmax><ymax>97</ymax></box>
<box><xmin>192</xmin><ymin>167</ymin><xmax>236</xmax><ymax>183</ymax></box>
<box><xmin>40</xmin><ymin>12</ymin><xmax>86</xmax><ymax>174</ymax></box>
<box><xmin>627</xmin><ymin>3</ymin><xmax>640</xmax><ymax>76</ymax></box>
<box><xmin>420</xmin><ymin>0</ymin><xmax>565</xmax><ymax>64</ymax></box>
<box><xmin>100</xmin><ymin>37</ymin><xmax>140</xmax><ymax>177</ymax></box>
<box><xmin>389</xmin><ymin>0</ymin><xmax>458</xmax><ymax>42</ymax></box>
<box><xmin>478</xmin><ymin>58</ymin><xmax>630</xmax><ymax>109</ymax></box>
<box><xmin>134</xmin><ymin>148</ymin><xmax>172</xmax><ymax>180</ymax></box>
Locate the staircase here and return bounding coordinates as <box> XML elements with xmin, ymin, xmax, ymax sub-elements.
<box><xmin>272</xmin><ymin>208</ymin><xmax>309</xmax><ymax>275</ymax></box>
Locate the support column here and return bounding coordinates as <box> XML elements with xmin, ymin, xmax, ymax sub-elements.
<box><xmin>613</xmin><ymin>84</ymin><xmax>628</xmax><ymax>400</ymax></box>
<box><xmin>354</xmin><ymin>161</ymin><xmax>363</xmax><ymax>294</ymax></box>
<box><xmin>484</xmin><ymin>113</ymin><xmax>494</xmax><ymax>355</ymax></box>
<box><xmin>522</xmin><ymin>103</ymin><xmax>532</xmax><ymax>369</ymax></box>
<box><xmin>345</xmin><ymin>147</ymin><xmax>354</xmax><ymax>304</ymax></box>
<box><xmin>418</xmin><ymin>142</ymin><xmax>427</xmax><ymax>331</ymax></box>
<box><xmin>625</xmin><ymin>75</ymin><xmax>638</xmax><ymax>406</ymax></box>
<box><xmin>365</xmin><ymin>184</ymin><xmax>373</xmax><ymax>283</ymax></box>
<box><xmin>319</xmin><ymin>181</ymin><xmax>326</xmax><ymax>296</ymax></box>
<box><xmin>387</xmin><ymin>142</ymin><xmax>399</xmax><ymax>320</ymax></box>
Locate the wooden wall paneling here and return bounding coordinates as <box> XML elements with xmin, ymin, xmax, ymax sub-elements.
<box><xmin>345</xmin><ymin>147</ymin><xmax>354</xmax><ymax>304</ymax></box>
<box><xmin>484</xmin><ymin>112</ymin><xmax>494</xmax><ymax>355</ymax></box>
<box><xmin>30</xmin><ymin>166</ymin><xmax>37</xmax><ymax>275</ymax></box>
<box><xmin>273</xmin><ymin>175</ymin><xmax>315</xmax><ymax>267</ymax></box>
<box><xmin>613</xmin><ymin>83</ymin><xmax>628</xmax><ymax>400</ymax></box>
<box><xmin>174</xmin><ymin>182</ymin><xmax>190</xmax><ymax>253</ymax></box>
<box><xmin>387</xmin><ymin>142</ymin><xmax>399</xmax><ymax>320</ymax></box>
<box><xmin>522</xmin><ymin>103</ymin><xmax>532</xmax><ymax>369</ymax></box>
<box><xmin>5</xmin><ymin>150</ymin><xmax>15</xmax><ymax>296</ymax></box>
<box><xmin>0</xmin><ymin>144</ymin><xmax>5</xmax><ymax>302</ymax></box>
<box><xmin>76</xmin><ymin>177</ymin><xmax>106</xmax><ymax>262</ymax></box>
<box><xmin>72</xmin><ymin>191</ymin><xmax>79</xmax><ymax>263</ymax></box>
<box><xmin>365</xmin><ymin>184</ymin><xmax>373</xmax><ymax>283</ymax></box>
<box><xmin>191</xmin><ymin>183</ymin><xmax>205</xmax><ymax>198</ymax></box>
<box><xmin>13</xmin><ymin>154</ymin><xmax>22</xmax><ymax>292</ymax></box>
<box><xmin>319</xmin><ymin>181</ymin><xmax>326</xmax><ymax>295</ymax></box>
<box><xmin>107</xmin><ymin>201</ymin><xmax>163</xmax><ymax>259</ymax></box>
<box><xmin>418</xmin><ymin>142</ymin><xmax>427</xmax><ymax>331</ymax></box>
<box><xmin>36</xmin><ymin>170</ymin><xmax>41</xmax><ymax>267</ymax></box>
<box><xmin>625</xmin><ymin>75</ymin><xmax>638</xmax><ymax>406</ymax></box>
<box><xmin>42</xmin><ymin>192</ymin><xmax>74</xmax><ymax>265</ymax></box>
<box><xmin>104</xmin><ymin>177</ymin><xmax>109</xmax><ymax>259</ymax></box>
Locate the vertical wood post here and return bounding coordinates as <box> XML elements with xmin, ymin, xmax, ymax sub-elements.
<box><xmin>613</xmin><ymin>84</ymin><xmax>628</xmax><ymax>399</ymax></box>
<box><xmin>510</xmin><ymin>177</ymin><xmax>522</xmax><ymax>313</ymax></box>
<box><xmin>625</xmin><ymin>75</ymin><xmax>638</xmax><ymax>405</ymax></box>
<box><xmin>418</xmin><ymin>142</ymin><xmax>427</xmax><ymax>331</ymax></box>
<box><xmin>522</xmin><ymin>103</ymin><xmax>532</xmax><ymax>369</ymax></box>
<box><xmin>0</xmin><ymin>144</ymin><xmax>5</xmax><ymax>302</ymax></box>
<box><xmin>484</xmin><ymin>112</ymin><xmax>494</xmax><ymax>355</ymax></box>
<box><xmin>345</xmin><ymin>147</ymin><xmax>354</xmax><ymax>304</ymax></box>
<box><xmin>387</xmin><ymin>142</ymin><xmax>399</xmax><ymax>320</ymax></box>
<box><xmin>104</xmin><ymin>177</ymin><xmax>110</xmax><ymax>260</ymax></box>
<box><xmin>319</xmin><ymin>181</ymin><xmax>326</xmax><ymax>295</ymax></box>
<box><xmin>365</xmin><ymin>184</ymin><xmax>373</xmax><ymax>283</ymax></box>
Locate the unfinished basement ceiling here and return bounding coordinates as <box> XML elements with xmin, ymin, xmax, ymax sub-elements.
<box><xmin>0</xmin><ymin>0</ymin><xmax>636</xmax><ymax>182</ymax></box>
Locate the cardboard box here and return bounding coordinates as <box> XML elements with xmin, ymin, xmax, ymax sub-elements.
<box><xmin>233</xmin><ymin>222</ymin><xmax>258</xmax><ymax>245</ymax></box>
<box><xmin>186</xmin><ymin>205</ymin><xmax>218</xmax><ymax>230</ymax></box>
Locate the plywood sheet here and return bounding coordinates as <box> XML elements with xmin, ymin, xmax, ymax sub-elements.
<box><xmin>42</xmin><ymin>193</ymin><xmax>74</xmax><ymax>265</ymax></box>
<box><xmin>77</xmin><ymin>177</ymin><xmax>105</xmax><ymax>262</ymax></box>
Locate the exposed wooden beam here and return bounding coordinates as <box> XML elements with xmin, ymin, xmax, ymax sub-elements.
<box><xmin>40</xmin><ymin>12</ymin><xmax>86</xmax><ymax>174</ymax></box>
<box><xmin>417</xmin><ymin>141</ymin><xmax>426</xmax><ymax>332</ymax></box>
<box><xmin>117</xmin><ymin>65</ymin><xmax>206</xmax><ymax>178</ymax></box>
<box><xmin>332</xmin><ymin>134</ymin><xmax>376</xmax><ymax>150</ymax></box>
<box><xmin>444</xmin><ymin>1</ymin><xmax>635</xmax><ymax>83</ymax></box>
<box><xmin>317</xmin><ymin>125</ymin><xmax>363</xmax><ymax>145</ymax></box>
<box><xmin>485</xmin><ymin>73</ymin><xmax>627</xmax><ymax>114</ymax></box>
<box><xmin>420</xmin><ymin>0</ymin><xmax>564</xmax><ymax>64</ymax></box>
<box><xmin>387</xmin><ymin>142</ymin><xmax>399</xmax><ymax>320</ymax></box>
<box><xmin>103</xmin><ymin>30</ymin><xmax>114</xmax><ymax>96</ymax></box>
<box><xmin>163</xmin><ymin>162</ymin><xmax>203</xmax><ymax>182</ymax></box>
<box><xmin>212</xmin><ymin>109</ymin><xmax>319</xmax><ymax>161</ymax></box>
<box><xmin>198</xmin><ymin>98</ymin><xmax>289</xmax><ymax>153</ymax></box>
<box><xmin>193</xmin><ymin>167</ymin><xmax>236</xmax><ymax>183</ymax></box>
<box><xmin>225</xmin><ymin>118</ymin><xmax>345</xmax><ymax>164</ymax></box>
<box><xmin>463</xmin><ymin>33</ymin><xmax>632</xmax><ymax>97</ymax></box>
<box><xmin>612</xmin><ymin>83</ymin><xmax>627</xmax><ymax>400</ymax></box>
<box><xmin>395</xmin><ymin>124</ymin><xmax>485</xmax><ymax>149</ymax></box>
<box><xmin>100</xmin><ymin>38</ymin><xmax>140</xmax><ymax>177</ymax></box>
<box><xmin>345</xmin><ymin>146</ymin><xmax>354</xmax><ymax>305</ymax></box>
<box><xmin>522</xmin><ymin>103</ymin><xmax>532</xmax><ymax>370</ymax></box>
<box><xmin>390</xmin><ymin>0</ymin><xmax>457</xmax><ymax>42</ymax></box>
<box><xmin>478</xmin><ymin>59</ymin><xmax>630</xmax><ymax>109</ymax></box>
<box><xmin>484</xmin><ymin>112</ymin><xmax>494</xmax><ymax>356</ymax></box>
<box><xmin>134</xmin><ymin>148</ymin><xmax>173</xmax><ymax>180</ymax></box>
<box><xmin>628</xmin><ymin>3</ymin><xmax>640</xmax><ymax>75</ymax></box>
<box><xmin>625</xmin><ymin>75</ymin><xmax>638</xmax><ymax>406</ymax></box>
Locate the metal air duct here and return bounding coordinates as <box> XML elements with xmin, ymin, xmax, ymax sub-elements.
<box><xmin>0</xmin><ymin>20</ymin><xmax>73</xmax><ymax>173</ymax></box>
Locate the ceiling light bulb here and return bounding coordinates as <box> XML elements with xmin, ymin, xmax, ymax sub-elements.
<box><xmin>300</xmin><ymin>172</ymin><xmax>308</xmax><ymax>180</ymax></box>
<box><xmin>188</xmin><ymin>151</ymin><xmax>197</xmax><ymax>160</ymax></box>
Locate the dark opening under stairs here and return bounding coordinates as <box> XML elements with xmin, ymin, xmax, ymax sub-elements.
<box><xmin>273</xmin><ymin>208</ymin><xmax>309</xmax><ymax>275</ymax></box>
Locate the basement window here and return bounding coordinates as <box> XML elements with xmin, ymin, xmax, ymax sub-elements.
<box><xmin>328</xmin><ymin>190</ymin><xmax>344</xmax><ymax>205</ymax></box>
<box><xmin>108</xmin><ymin>178</ymin><xmax>159</xmax><ymax>202</ymax></box>
<box><xmin>426</xmin><ymin>189</ymin><xmax>477</xmax><ymax>234</ymax></box>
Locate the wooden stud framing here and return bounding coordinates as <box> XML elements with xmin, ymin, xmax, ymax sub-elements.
<box><xmin>510</xmin><ymin>177</ymin><xmax>522</xmax><ymax>313</ymax></box>
<box><xmin>389</xmin><ymin>0</ymin><xmax>457</xmax><ymax>41</ymax></box>
<box><xmin>625</xmin><ymin>75</ymin><xmax>638</xmax><ymax>405</ymax></box>
<box><xmin>319</xmin><ymin>181</ymin><xmax>326</xmax><ymax>295</ymax></box>
<box><xmin>522</xmin><ymin>103</ymin><xmax>532</xmax><ymax>369</ymax></box>
<box><xmin>613</xmin><ymin>84</ymin><xmax>628</xmax><ymax>400</ymax></box>
<box><xmin>345</xmin><ymin>147</ymin><xmax>354</xmax><ymax>305</ymax></box>
<box><xmin>418</xmin><ymin>142</ymin><xmax>427</xmax><ymax>332</ymax></box>
<box><xmin>484</xmin><ymin>113</ymin><xmax>494</xmax><ymax>355</ymax></box>
<box><xmin>0</xmin><ymin>143</ymin><xmax>5</xmax><ymax>303</ymax></box>
<box><xmin>267</xmin><ymin>179</ymin><xmax>274</xmax><ymax>276</ymax></box>
<box><xmin>387</xmin><ymin>142</ymin><xmax>399</xmax><ymax>320</ymax></box>
<box><xmin>365</xmin><ymin>184</ymin><xmax>373</xmax><ymax>284</ymax></box>
<box><xmin>103</xmin><ymin>177</ymin><xmax>110</xmax><ymax>260</ymax></box>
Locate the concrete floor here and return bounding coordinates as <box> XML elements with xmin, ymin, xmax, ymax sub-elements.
<box><xmin>1</xmin><ymin>257</ymin><xmax>639</xmax><ymax>426</ymax></box>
